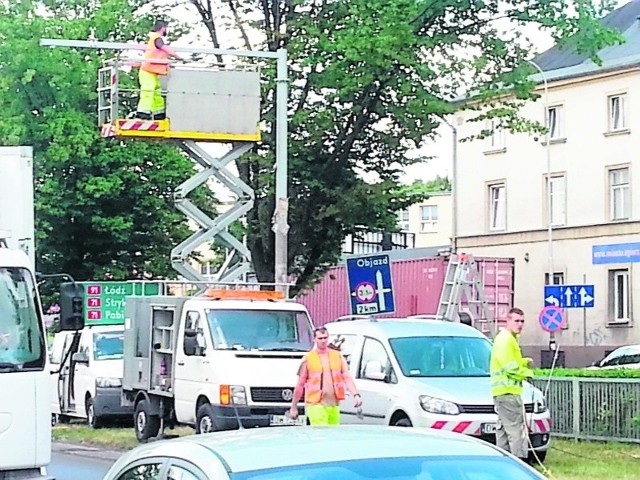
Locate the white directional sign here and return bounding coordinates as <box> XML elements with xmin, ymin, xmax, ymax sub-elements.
<box><xmin>544</xmin><ymin>285</ymin><xmax>594</xmax><ymax>308</ymax></box>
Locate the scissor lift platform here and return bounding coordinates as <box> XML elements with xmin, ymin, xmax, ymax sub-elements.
<box><xmin>97</xmin><ymin>57</ymin><xmax>262</xmax><ymax>281</ymax></box>
<box><xmin>98</xmin><ymin>60</ymin><xmax>261</xmax><ymax>142</ymax></box>
<box><xmin>100</xmin><ymin>118</ymin><xmax>261</xmax><ymax>142</ymax></box>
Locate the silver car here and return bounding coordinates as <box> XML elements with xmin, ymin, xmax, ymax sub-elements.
<box><xmin>102</xmin><ymin>426</ymin><xmax>545</xmax><ymax>479</ymax></box>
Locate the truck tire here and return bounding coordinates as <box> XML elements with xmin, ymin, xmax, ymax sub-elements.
<box><xmin>86</xmin><ymin>397</ymin><xmax>103</xmax><ymax>429</ymax></box>
<box><xmin>528</xmin><ymin>450</ymin><xmax>547</xmax><ymax>464</ymax></box>
<box><xmin>196</xmin><ymin>404</ymin><xmax>217</xmax><ymax>434</ymax></box>
<box><xmin>135</xmin><ymin>400</ymin><xmax>160</xmax><ymax>442</ymax></box>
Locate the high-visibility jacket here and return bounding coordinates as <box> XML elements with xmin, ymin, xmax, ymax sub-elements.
<box><xmin>304</xmin><ymin>349</ymin><xmax>346</xmax><ymax>405</ymax></box>
<box><xmin>141</xmin><ymin>32</ymin><xmax>169</xmax><ymax>75</ymax></box>
<box><xmin>490</xmin><ymin>329</ymin><xmax>533</xmax><ymax>397</ymax></box>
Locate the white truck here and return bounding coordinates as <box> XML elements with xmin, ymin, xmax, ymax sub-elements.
<box><xmin>50</xmin><ymin>324</ymin><xmax>133</xmax><ymax>428</ymax></box>
<box><xmin>0</xmin><ymin>146</ymin><xmax>51</xmax><ymax>478</ymax></box>
<box><xmin>122</xmin><ymin>289</ymin><xmax>315</xmax><ymax>441</ymax></box>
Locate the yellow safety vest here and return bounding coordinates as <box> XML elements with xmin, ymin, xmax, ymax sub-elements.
<box><xmin>304</xmin><ymin>349</ymin><xmax>346</xmax><ymax>405</ymax></box>
<box><xmin>141</xmin><ymin>32</ymin><xmax>169</xmax><ymax>75</ymax></box>
<box><xmin>490</xmin><ymin>329</ymin><xmax>533</xmax><ymax>397</ymax></box>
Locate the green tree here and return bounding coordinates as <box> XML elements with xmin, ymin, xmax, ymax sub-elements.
<box><xmin>0</xmin><ymin>0</ymin><xmax>213</xmax><ymax>281</ymax></box>
<box><xmin>182</xmin><ymin>0</ymin><xmax>620</xmax><ymax>293</ymax></box>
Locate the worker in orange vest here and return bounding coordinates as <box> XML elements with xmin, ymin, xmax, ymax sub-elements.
<box><xmin>289</xmin><ymin>327</ymin><xmax>362</xmax><ymax>426</ymax></box>
<box><xmin>134</xmin><ymin>20</ymin><xmax>185</xmax><ymax>120</ymax></box>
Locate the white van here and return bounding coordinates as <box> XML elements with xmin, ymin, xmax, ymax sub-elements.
<box><xmin>325</xmin><ymin>318</ymin><xmax>551</xmax><ymax>462</ymax></box>
<box><xmin>50</xmin><ymin>325</ymin><xmax>133</xmax><ymax>427</ymax></box>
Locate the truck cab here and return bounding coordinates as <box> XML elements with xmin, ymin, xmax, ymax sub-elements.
<box><xmin>50</xmin><ymin>324</ymin><xmax>133</xmax><ymax>427</ymax></box>
<box><xmin>123</xmin><ymin>289</ymin><xmax>315</xmax><ymax>441</ymax></box>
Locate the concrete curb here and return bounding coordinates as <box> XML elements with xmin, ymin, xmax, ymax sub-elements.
<box><xmin>52</xmin><ymin>441</ymin><xmax>126</xmax><ymax>462</ymax></box>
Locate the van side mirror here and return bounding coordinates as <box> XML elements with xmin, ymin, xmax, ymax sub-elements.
<box><xmin>363</xmin><ymin>360</ymin><xmax>386</xmax><ymax>381</ymax></box>
<box><xmin>59</xmin><ymin>282</ymin><xmax>85</xmax><ymax>331</ymax></box>
<box><xmin>72</xmin><ymin>351</ymin><xmax>89</xmax><ymax>363</ymax></box>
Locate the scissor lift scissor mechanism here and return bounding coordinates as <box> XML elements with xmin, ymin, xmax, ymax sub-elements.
<box><xmin>97</xmin><ymin>57</ymin><xmax>262</xmax><ymax>282</ymax></box>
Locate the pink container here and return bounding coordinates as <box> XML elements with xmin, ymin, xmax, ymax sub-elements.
<box><xmin>295</xmin><ymin>256</ymin><xmax>514</xmax><ymax>327</ymax></box>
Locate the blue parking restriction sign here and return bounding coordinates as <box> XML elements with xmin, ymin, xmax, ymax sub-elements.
<box><xmin>538</xmin><ymin>306</ymin><xmax>566</xmax><ymax>333</ymax></box>
<box><xmin>346</xmin><ymin>255</ymin><xmax>395</xmax><ymax>315</ymax></box>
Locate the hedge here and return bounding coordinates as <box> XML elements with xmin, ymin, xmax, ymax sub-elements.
<box><xmin>533</xmin><ymin>368</ymin><xmax>640</xmax><ymax>379</ymax></box>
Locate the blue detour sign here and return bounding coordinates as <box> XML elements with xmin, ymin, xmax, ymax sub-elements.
<box><xmin>346</xmin><ymin>255</ymin><xmax>395</xmax><ymax>315</ymax></box>
<box><xmin>538</xmin><ymin>306</ymin><xmax>566</xmax><ymax>333</ymax></box>
<box><xmin>544</xmin><ymin>285</ymin><xmax>594</xmax><ymax>308</ymax></box>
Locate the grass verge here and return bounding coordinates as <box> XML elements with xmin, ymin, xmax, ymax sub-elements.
<box><xmin>537</xmin><ymin>438</ymin><xmax>640</xmax><ymax>480</ymax></box>
<box><xmin>52</xmin><ymin>423</ymin><xmax>193</xmax><ymax>451</ymax></box>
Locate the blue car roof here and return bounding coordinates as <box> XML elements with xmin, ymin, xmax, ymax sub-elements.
<box><xmin>192</xmin><ymin>425</ymin><xmax>503</xmax><ymax>472</ymax></box>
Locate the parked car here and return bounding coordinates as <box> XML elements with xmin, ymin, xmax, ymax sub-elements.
<box><xmin>102</xmin><ymin>425</ymin><xmax>545</xmax><ymax>480</ymax></box>
<box><xmin>588</xmin><ymin>344</ymin><xmax>640</xmax><ymax>369</ymax></box>
<box><xmin>50</xmin><ymin>325</ymin><xmax>133</xmax><ymax>427</ymax></box>
<box><xmin>325</xmin><ymin>318</ymin><xmax>551</xmax><ymax>462</ymax></box>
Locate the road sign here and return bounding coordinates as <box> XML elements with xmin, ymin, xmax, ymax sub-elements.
<box><xmin>538</xmin><ymin>306</ymin><xmax>566</xmax><ymax>332</ymax></box>
<box><xmin>81</xmin><ymin>281</ymin><xmax>162</xmax><ymax>325</ymax></box>
<box><xmin>346</xmin><ymin>254</ymin><xmax>395</xmax><ymax>315</ymax></box>
<box><xmin>544</xmin><ymin>284</ymin><xmax>594</xmax><ymax>309</ymax></box>
<box><xmin>593</xmin><ymin>242</ymin><xmax>640</xmax><ymax>264</ymax></box>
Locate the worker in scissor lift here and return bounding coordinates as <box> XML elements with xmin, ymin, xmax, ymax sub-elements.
<box><xmin>132</xmin><ymin>20</ymin><xmax>185</xmax><ymax>121</ymax></box>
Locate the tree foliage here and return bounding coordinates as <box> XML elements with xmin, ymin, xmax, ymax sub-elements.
<box><xmin>0</xmin><ymin>0</ymin><xmax>213</xmax><ymax>281</ymax></box>
<box><xmin>181</xmin><ymin>0</ymin><xmax>620</xmax><ymax>293</ymax></box>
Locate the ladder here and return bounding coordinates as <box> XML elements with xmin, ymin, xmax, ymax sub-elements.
<box><xmin>437</xmin><ymin>253</ymin><xmax>494</xmax><ymax>336</ymax></box>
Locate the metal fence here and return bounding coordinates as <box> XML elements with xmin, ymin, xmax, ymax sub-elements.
<box><xmin>531</xmin><ymin>377</ymin><xmax>640</xmax><ymax>443</ymax></box>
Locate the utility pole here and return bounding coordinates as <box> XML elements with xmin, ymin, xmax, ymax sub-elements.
<box><xmin>273</xmin><ymin>49</ymin><xmax>289</xmax><ymax>293</ymax></box>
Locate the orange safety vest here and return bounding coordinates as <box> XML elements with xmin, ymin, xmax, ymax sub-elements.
<box><xmin>304</xmin><ymin>349</ymin><xmax>346</xmax><ymax>405</ymax></box>
<box><xmin>140</xmin><ymin>32</ymin><xmax>169</xmax><ymax>75</ymax></box>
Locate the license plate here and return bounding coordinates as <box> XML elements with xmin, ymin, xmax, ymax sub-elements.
<box><xmin>269</xmin><ymin>414</ymin><xmax>306</xmax><ymax>426</ymax></box>
<box><xmin>481</xmin><ymin>423</ymin><xmax>497</xmax><ymax>434</ymax></box>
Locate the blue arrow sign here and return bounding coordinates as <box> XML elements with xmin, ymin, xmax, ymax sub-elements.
<box><xmin>346</xmin><ymin>255</ymin><xmax>395</xmax><ymax>315</ymax></box>
<box><xmin>544</xmin><ymin>284</ymin><xmax>594</xmax><ymax>308</ymax></box>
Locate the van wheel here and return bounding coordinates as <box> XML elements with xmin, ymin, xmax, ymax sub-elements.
<box><xmin>135</xmin><ymin>400</ymin><xmax>160</xmax><ymax>442</ymax></box>
<box><xmin>196</xmin><ymin>404</ymin><xmax>217</xmax><ymax>434</ymax></box>
<box><xmin>86</xmin><ymin>397</ymin><xmax>102</xmax><ymax>429</ymax></box>
<box><xmin>392</xmin><ymin>416</ymin><xmax>413</xmax><ymax>427</ymax></box>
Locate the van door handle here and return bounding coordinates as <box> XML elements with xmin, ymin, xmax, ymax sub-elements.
<box><xmin>177</xmin><ymin>361</ymin><xmax>185</xmax><ymax>366</ymax></box>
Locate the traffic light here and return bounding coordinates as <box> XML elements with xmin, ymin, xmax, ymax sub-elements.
<box><xmin>59</xmin><ymin>282</ymin><xmax>85</xmax><ymax>331</ymax></box>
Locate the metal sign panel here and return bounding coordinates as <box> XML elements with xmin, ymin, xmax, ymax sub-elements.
<box><xmin>346</xmin><ymin>255</ymin><xmax>395</xmax><ymax>315</ymax></box>
<box><xmin>544</xmin><ymin>284</ymin><xmax>594</xmax><ymax>308</ymax></box>
<box><xmin>81</xmin><ymin>281</ymin><xmax>162</xmax><ymax>325</ymax></box>
<box><xmin>166</xmin><ymin>68</ymin><xmax>260</xmax><ymax>135</ymax></box>
<box><xmin>592</xmin><ymin>242</ymin><xmax>640</xmax><ymax>264</ymax></box>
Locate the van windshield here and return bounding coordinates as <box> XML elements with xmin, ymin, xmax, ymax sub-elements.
<box><xmin>206</xmin><ymin>309</ymin><xmax>314</xmax><ymax>351</ymax></box>
<box><xmin>389</xmin><ymin>336</ymin><xmax>491</xmax><ymax>377</ymax></box>
<box><xmin>0</xmin><ymin>267</ymin><xmax>46</xmax><ymax>371</ymax></box>
<box><xmin>94</xmin><ymin>331</ymin><xmax>124</xmax><ymax>360</ymax></box>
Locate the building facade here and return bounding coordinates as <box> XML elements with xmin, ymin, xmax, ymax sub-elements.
<box><xmin>455</xmin><ymin>3</ymin><xmax>640</xmax><ymax>366</ymax></box>
<box><xmin>397</xmin><ymin>192</ymin><xmax>452</xmax><ymax>249</ymax></box>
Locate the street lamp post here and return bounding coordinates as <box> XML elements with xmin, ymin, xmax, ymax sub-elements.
<box><xmin>442</xmin><ymin>118</ymin><xmax>458</xmax><ymax>253</ymax></box>
<box><xmin>528</xmin><ymin>59</ymin><xmax>556</xmax><ymax>349</ymax></box>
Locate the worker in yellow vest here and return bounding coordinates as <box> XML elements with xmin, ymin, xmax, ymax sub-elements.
<box><xmin>490</xmin><ymin>307</ymin><xmax>534</xmax><ymax>460</ymax></box>
<box><xmin>134</xmin><ymin>20</ymin><xmax>185</xmax><ymax>120</ymax></box>
<box><xmin>289</xmin><ymin>327</ymin><xmax>361</xmax><ymax>425</ymax></box>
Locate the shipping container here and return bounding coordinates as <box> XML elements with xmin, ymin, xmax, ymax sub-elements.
<box><xmin>295</xmin><ymin>255</ymin><xmax>515</xmax><ymax>327</ymax></box>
